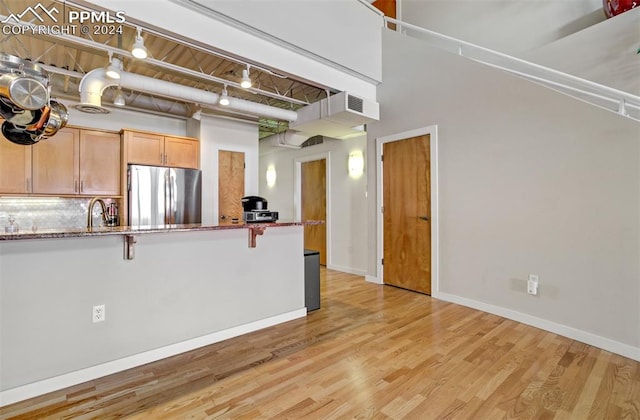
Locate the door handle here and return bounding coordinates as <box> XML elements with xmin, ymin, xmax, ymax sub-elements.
<box><xmin>220</xmin><ymin>215</ymin><xmax>227</xmax><ymax>220</ymax></box>
<box><xmin>419</xmin><ymin>216</ymin><xmax>429</xmax><ymax>221</ymax></box>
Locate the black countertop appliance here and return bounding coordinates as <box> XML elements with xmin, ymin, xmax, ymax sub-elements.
<box><xmin>241</xmin><ymin>196</ymin><xmax>279</xmax><ymax>223</ymax></box>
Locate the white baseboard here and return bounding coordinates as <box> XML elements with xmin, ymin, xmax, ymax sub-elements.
<box><xmin>437</xmin><ymin>292</ymin><xmax>640</xmax><ymax>362</ymax></box>
<box><xmin>365</xmin><ymin>274</ymin><xmax>383</xmax><ymax>285</ymax></box>
<box><xmin>326</xmin><ymin>264</ymin><xmax>366</xmax><ymax>277</ymax></box>
<box><xmin>0</xmin><ymin>308</ymin><xmax>307</xmax><ymax>407</ymax></box>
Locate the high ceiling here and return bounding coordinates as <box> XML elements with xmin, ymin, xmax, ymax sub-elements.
<box><xmin>0</xmin><ymin>0</ymin><xmax>332</xmax><ymax>138</ymax></box>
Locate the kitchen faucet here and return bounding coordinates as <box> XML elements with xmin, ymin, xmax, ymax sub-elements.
<box><xmin>87</xmin><ymin>197</ymin><xmax>109</xmax><ymax>228</ymax></box>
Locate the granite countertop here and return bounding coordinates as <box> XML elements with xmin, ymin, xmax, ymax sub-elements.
<box><xmin>0</xmin><ymin>221</ymin><xmax>323</xmax><ymax>241</ymax></box>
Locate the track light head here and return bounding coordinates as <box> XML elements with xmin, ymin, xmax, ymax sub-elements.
<box><xmin>219</xmin><ymin>86</ymin><xmax>230</xmax><ymax>106</ymax></box>
<box><xmin>105</xmin><ymin>56</ymin><xmax>122</xmax><ymax>79</ymax></box>
<box><xmin>131</xmin><ymin>28</ymin><xmax>148</xmax><ymax>59</ymax></box>
<box><xmin>240</xmin><ymin>68</ymin><xmax>252</xmax><ymax>89</ymax></box>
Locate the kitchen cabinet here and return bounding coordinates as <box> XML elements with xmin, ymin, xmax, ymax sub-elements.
<box><xmin>123</xmin><ymin>130</ymin><xmax>200</xmax><ymax>169</ymax></box>
<box><xmin>32</xmin><ymin>127</ymin><xmax>79</xmax><ymax>194</ymax></box>
<box><xmin>0</xmin><ymin>134</ymin><xmax>31</xmax><ymax>194</ymax></box>
<box><xmin>31</xmin><ymin>127</ymin><xmax>121</xmax><ymax>196</ymax></box>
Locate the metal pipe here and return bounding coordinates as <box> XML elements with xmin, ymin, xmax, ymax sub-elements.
<box><xmin>78</xmin><ymin>67</ymin><xmax>299</xmax><ymax>121</ymax></box>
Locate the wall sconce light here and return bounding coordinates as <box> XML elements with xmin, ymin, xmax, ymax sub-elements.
<box><xmin>266</xmin><ymin>165</ymin><xmax>277</xmax><ymax>187</ymax></box>
<box><xmin>348</xmin><ymin>151</ymin><xmax>364</xmax><ymax>178</ymax></box>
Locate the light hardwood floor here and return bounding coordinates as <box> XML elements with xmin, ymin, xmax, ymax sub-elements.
<box><xmin>2</xmin><ymin>269</ymin><xmax>639</xmax><ymax>419</ymax></box>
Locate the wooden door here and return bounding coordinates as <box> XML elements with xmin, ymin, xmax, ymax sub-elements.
<box><xmin>301</xmin><ymin>159</ymin><xmax>327</xmax><ymax>265</ymax></box>
<box><xmin>383</xmin><ymin>135</ymin><xmax>431</xmax><ymax>294</ymax></box>
<box><xmin>0</xmin><ymin>136</ymin><xmax>31</xmax><ymax>194</ymax></box>
<box><xmin>126</xmin><ymin>131</ymin><xmax>164</xmax><ymax>166</ymax></box>
<box><xmin>165</xmin><ymin>137</ymin><xmax>199</xmax><ymax>169</ymax></box>
<box><xmin>218</xmin><ymin>150</ymin><xmax>244</xmax><ymax>224</ymax></box>
<box><xmin>32</xmin><ymin>127</ymin><xmax>79</xmax><ymax>195</ymax></box>
<box><xmin>79</xmin><ymin>130</ymin><xmax>121</xmax><ymax>196</ymax></box>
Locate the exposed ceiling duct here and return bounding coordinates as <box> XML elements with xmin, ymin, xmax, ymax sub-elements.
<box><xmin>77</xmin><ymin>68</ymin><xmax>299</xmax><ymax>122</ymax></box>
<box><xmin>290</xmin><ymin>91</ymin><xmax>379</xmax><ymax>139</ymax></box>
<box><xmin>261</xmin><ymin>129</ymin><xmax>312</xmax><ymax>149</ymax></box>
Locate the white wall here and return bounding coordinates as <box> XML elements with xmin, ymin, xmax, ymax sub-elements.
<box><xmin>0</xmin><ymin>226</ymin><xmax>304</xmax><ymax>399</ymax></box>
<box><xmin>194</xmin><ymin>116</ymin><xmax>260</xmax><ymax>224</ymax></box>
<box><xmin>399</xmin><ymin>0</ymin><xmax>604</xmax><ymax>55</ymax></box>
<box><xmin>88</xmin><ymin>0</ymin><xmax>378</xmax><ymax>100</ymax></box>
<box><xmin>366</xmin><ymin>30</ymin><xmax>640</xmax><ymax>359</ymax></box>
<box><xmin>259</xmin><ymin>135</ymin><xmax>368</xmax><ymax>275</ymax></box>
<box><xmin>193</xmin><ymin>0</ymin><xmax>383</xmax><ymax>82</ymax></box>
<box><xmin>524</xmin><ymin>7</ymin><xmax>640</xmax><ymax>96</ymax></box>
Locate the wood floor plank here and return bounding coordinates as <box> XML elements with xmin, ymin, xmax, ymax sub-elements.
<box><xmin>2</xmin><ymin>268</ymin><xmax>639</xmax><ymax>419</ymax></box>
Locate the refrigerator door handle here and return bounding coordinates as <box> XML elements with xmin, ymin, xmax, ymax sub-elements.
<box><xmin>169</xmin><ymin>174</ymin><xmax>176</xmax><ymax>224</ymax></box>
<box><xmin>164</xmin><ymin>170</ymin><xmax>171</xmax><ymax>225</ymax></box>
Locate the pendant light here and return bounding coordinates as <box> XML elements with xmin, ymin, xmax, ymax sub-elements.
<box><xmin>113</xmin><ymin>87</ymin><xmax>125</xmax><ymax>107</ymax></box>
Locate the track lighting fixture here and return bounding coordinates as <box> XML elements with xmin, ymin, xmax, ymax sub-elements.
<box><xmin>219</xmin><ymin>85</ymin><xmax>230</xmax><ymax>106</ymax></box>
<box><xmin>105</xmin><ymin>54</ymin><xmax>122</xmax><ymax>79</ymax></box>
<box><xmin>131</xmin><ymin>27</ymin><xmax>148</xmax><ymax>59</ymax></box>
<box><xmin>240</xmin><ymin>66</ymin><xmax>252</xmax><ymax>89</ymax></box>
<box><xmin>113</xmin><ymin>87</ymin><xmax>125</xmax><ymax>107</ymax></box>
<box><xmin>191</xmin><ymin>109</ymin><xmax>202</xmax><ymax>120</ymax></box>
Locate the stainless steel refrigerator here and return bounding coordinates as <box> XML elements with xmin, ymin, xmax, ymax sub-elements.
<box><xmin>128</xmin><ymin>164</ymin><xmax>202</xmax><ymax>226</ymax></box>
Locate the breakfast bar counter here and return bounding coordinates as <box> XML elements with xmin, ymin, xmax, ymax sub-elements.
<box><xmin>0</xmin><ymin>221</ymin><xmax>321</xmax><ymax>240</ymax></box>
<box><xmin>0</xmin><ymin>221</ymin><xmax>320</xmax><ymax>405</ymax></box>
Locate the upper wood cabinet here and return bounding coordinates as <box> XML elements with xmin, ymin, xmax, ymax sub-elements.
<box><xmin>165</xmin><ymin>136</ymin><xmax>200</xmax><ymax>169</ymax></box>
<box><xmin>32</xmin><ymin>127</ymin><xmax>79</xmax><ymax>195</ymax></box>
<box><xmin>31</xmin><ymin>127</ymin><xmax>121</xmax><ymax>196</ymax></box>
<box><xmin>79</xmin><ymin>130</ymin><xmax>121</xmax><ymax>195</ymax></box>
<box><xmin>123</xmin><ymin>130</ymin><xmax>200</xmax><ymax>169</ymax></box>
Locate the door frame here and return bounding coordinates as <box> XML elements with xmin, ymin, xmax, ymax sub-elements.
<box><xmin>375</xmin><ymin>126</ymin><xmax>440</xmax><ymax>297</ymax></box>
<box><xmin>295</xmin><ymin>151</ymin><xmax>331</xmax><ymax>267</ymax></box>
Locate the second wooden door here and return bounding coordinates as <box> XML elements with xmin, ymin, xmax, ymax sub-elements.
<box><xmin>383</xmin><ymin>135</ymin><xmax>431</xmax><ymax>294</ymax></box>
<box><xmin>301</xmin><ymin>159</ymin><xmax>327</xmax><ymax>265</ymax></box>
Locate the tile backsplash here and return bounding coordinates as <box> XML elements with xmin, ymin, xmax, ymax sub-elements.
<box><xmin>0</xmin><ymin>197</ymin><xmax>119</xmax><ymax>231</ymax></box>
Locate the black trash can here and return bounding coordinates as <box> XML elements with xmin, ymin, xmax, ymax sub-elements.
<box><xmin>304</xmin><ymin>249</ymin><xmax>320</xmax><ymax>312</ymax></box>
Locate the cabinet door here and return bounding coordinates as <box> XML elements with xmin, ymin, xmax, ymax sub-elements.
<box><xmin>32</xmin><ymin>127</ymin><xmax>79</xmax><ymax>194</ymax></box>
<box><xmin>80</xmin><ymin>130</ymin><xmax>121</xmax><ymax>195</ymax></box>
<box><xmin>165</xmin><ymin>136</ymin><xmax>199</xmax><ymax>169</ymax></box>
<box><xmin>126</xmin><ymin>131</ymin><xmax>164</xmax><ymax>166</ymax></box>
<box><xmin>0</xmin><ymin>136</ymin><xmax>31</xmax><ymax>194</ymax></box>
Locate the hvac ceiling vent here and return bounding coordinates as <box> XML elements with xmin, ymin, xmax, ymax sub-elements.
<box><xmin>75</xmin><ymin>103</ymin><xmax>110</xmax><ymax>114</ymax></box>
<box><xmin>291</xmin><ymin>91</ymin><xmax>379</xmax><ymax>139</ymax></box>
<box><xmin>347</xmin><ymin>94</ymin><xmax>363</xmax><ymax>113</ymax></box>
<box><xmin>301</xmin><ymin>135</ymin><xmax>324</xmax><ymax>148</ymax></box>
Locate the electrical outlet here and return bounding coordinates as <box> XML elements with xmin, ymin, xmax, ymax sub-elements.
<box><xmin>527</xmin><ymin>274</ymin><xmax>539</xmax><ymax>295</ymax></box>
<box><xmin>92</xmin><ymin>304</ymin><xmax>106</xmax><ymax>323</ymax></box>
